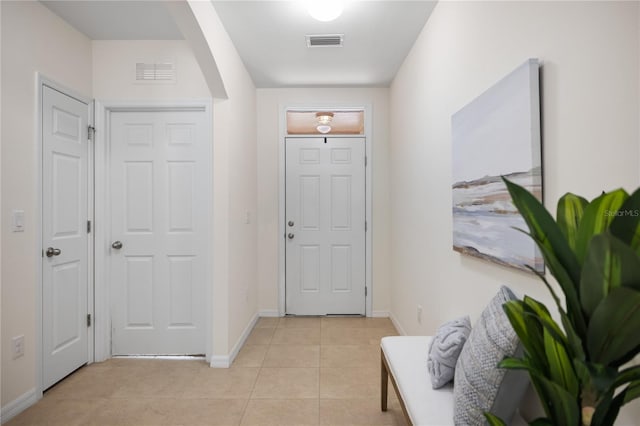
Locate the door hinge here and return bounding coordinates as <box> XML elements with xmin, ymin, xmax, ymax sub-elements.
<box><xmin>365</xmin><ymin>287</ymin><xmax>367</xmax><ymax>297</ymax></box>
<box><xmin>87</xmin><ymin>220</ymin><xmax>91</xmax><ymax>233</ymax></box>
<box><xmin>88</xmin><ymin>125</ymin><xmax>96</xmax><ymax>140</ymax></box>
<box><xmin>365</xmin><ymin>156</ymin><xmax>367</xmax><ymax>167</ymax></box>
<box><xmin>365</xmin><ymin>221</ymin><xmax>368</xmax><ymax>232</ymax></box>
<box><xmin>87</xmin><ymin>314</ymin><xmax>92</xmax><ymax>327</ymax></box>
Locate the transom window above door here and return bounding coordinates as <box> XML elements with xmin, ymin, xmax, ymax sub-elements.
<box><xmin>287</xmin><ymin>110</ymin><xmax>364</xmax><ymax>135</ymax></box>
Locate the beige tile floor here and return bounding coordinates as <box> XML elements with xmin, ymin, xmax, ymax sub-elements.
<box><xmin>7</xmin><ymin>317</ymin><xmax>408</xmax><ymax>426</ymax></box>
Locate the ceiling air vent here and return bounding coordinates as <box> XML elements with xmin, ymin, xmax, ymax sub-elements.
<box><xmin>306</xmin><ymin>34</ymin><xmax>344</xmax><ymax>48</ymax></box>
<box><xmin>135</xmin><ymin>62</ymin><xmax>176</xmax><ymax>83</ymax></box>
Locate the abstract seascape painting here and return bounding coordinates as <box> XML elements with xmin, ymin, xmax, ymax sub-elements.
<box><xmin>452</xmin><ymin>58</ymin><xmax>543</xmax><ymax>273</ymax></box>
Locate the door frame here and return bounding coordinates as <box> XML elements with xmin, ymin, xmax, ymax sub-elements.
<box><xmin>93</xmin><ymin>100</ymin><xmax>214</xmax><ymax>362</ymax></box>
<box><xmin>36</xmin><ymin>74</ymin><xmax>95</xmax><ymax>397</ymax></box>
<box><xmin>278</xmin><ymin>104</ymin><xmax>373</xmax><ymax>317</ymax></box>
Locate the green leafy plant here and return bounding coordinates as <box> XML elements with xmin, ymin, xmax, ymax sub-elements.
<box><xmin>484</xmin><ymin>179</ymin><xmax>640</xmax><ymax>426</ymax></box>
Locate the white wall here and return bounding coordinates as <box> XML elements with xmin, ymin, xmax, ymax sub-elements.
<box><xmin>389</xmin><ymin>0</ymin><xmax>639</xmax><ymax>420</ymax></box>
<box><xmin>0</xmin><ymin>0</ymin><xmax>93</xmax><ymax>408</ymax></box>
<box><xmin>255</xmin><ymin>88</ymin><xmax>391</xmax><ymax>316</ymax></box>
<box><xmin>92</xmin><ymin>40</ymin><xmax>210</xmax><ymax>100</ymax></box>
<box><xmin>186</xmin><ymin>1</ymin><xmax>258</xmax><ymax>360</ymax></box>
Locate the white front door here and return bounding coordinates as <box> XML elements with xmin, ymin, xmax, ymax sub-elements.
<box><xmin>42</xmin><ymin>85</ymin><xmax>90</xmax><ymax>389</ymax></box>
<box><xmin>109</xmin><ymin>109</ymin><xmax>209</xmax><ymax>355</ymax></box>
<box><xmin>285</xmin><ymin>137</ymin><xmax>366</xmax><ymax>315</ymax></box>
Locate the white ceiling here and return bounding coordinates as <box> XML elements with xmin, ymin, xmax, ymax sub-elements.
<box><xmin>212</xmin><ymin>1</ymin><xmax>436</xmax><ymax>87</ymax></box>
<box><xmin>41</xmin><ymin>1</ymin><xmax>183</xmax><ymax>40</ymax></box>
<box><xmin>40</xmin><ymin>0</ymin><xmax>436</xmax><ymax>88</ymax></box>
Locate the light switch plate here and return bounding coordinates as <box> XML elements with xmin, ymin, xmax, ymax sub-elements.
<box><xmin>12</xmin><ymin>209</ymin><xmax>25</xmax><ymax>232</ymax></box>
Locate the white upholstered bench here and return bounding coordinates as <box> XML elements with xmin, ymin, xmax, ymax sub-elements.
<box><xmin>381</xmin><ymin>336</ymin><xmax>527</xmax><ymax>426</ymax></box>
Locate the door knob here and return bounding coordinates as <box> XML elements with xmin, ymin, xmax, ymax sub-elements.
<box><xmin>45</xmin><ymin>247</ymin><xmax>61</xmax><ymax>257</ymax></box>
<box><xmin>288</xmin><ymin>221</ymin><xmax>294</xmax><ymax>227</ymax></box>
<box><xmin>287</xmin><ymin>233</ymin><xmax>295</xmax><ymax>240</ymax></box>
<box><xmin>111</xmin><ymin>241</ymin><xmax>123</xmax><ymax>250</ymax></box>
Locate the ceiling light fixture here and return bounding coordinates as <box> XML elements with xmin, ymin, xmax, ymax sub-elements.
<box><xmin>316</xmin><ymin>112</ymin><xmax>334</xmax><ymax>134</ymax></box>
<box><xmin>308</xmin><ymin>0</ymin><xmax>343</xmax><ymax>22</ymax></box>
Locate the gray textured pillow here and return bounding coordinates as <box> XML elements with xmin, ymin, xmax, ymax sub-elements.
<box><xmin>453</xmin><ymin>286</ymin><xmax>529</xmax><ymax>425</ymax></box>
<box><xmin>427</xmin><ymin>316</ymin><xmax>472</xmax><ymax>389</ymax></box>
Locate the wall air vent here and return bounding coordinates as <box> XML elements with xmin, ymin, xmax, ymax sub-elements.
<box><xmin>306</xmin><ymin>34</ymin><xmax>344</xmax><ymax>48</ymax></box>
<box><xmin>135</xmin><ymin>62</ymin><xmax>176</xmax><ymax>83</ymax></box>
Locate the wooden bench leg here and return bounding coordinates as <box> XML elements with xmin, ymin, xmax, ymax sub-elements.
<box><xmin>381</xmin><ymin>348</ymin><xmax>388</xmax><ymax>411</ymax></box>
<box><xmin>381</xmin><ymin>347</ymin><xmax>413</xmax><ymax>425</ymax></box>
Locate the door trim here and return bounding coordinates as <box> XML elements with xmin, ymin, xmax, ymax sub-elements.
<box><xmin>36</xmin><ymin>74</ymin><xmax>94</xmax><ymax>398</ymax></box>
<box><xmin>278</xmin><ymin>104</ymin><xmax>373</xmax><ymax>316</ymax></box>
<box><xmin>94</xmin><ymin>100</ymin><xmax>213</xmax><ymax>362</ymax></box>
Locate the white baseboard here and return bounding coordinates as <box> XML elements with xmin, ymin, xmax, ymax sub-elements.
<box><xmin>210</xmin><ymin>312</ymin><xmax>259</xmax><ymax>368</ymax></box>
<box><xmin>209</xmin><ymin>355</ymin><xmax>230</xmax><ymax>368</ymax></box>
<box><xmin>371</xmin><ymin>310</ymin><xmax>389</xmax><ymax>318</ymax></box>
<box><xmin>258</xmin><ymin>310</ymin><xmax>280</xmax><ymax>317</ymax></box>
<box><xmin>1</xmin><ymin>388</ymin><xmax>38</xmax><ymax>424</ymax></box>
<box><xmin>389</xmin><ymin>312</ymin><xmax>407</xmax><ymax>336</ymax></box>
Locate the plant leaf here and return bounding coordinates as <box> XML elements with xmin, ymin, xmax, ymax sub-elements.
<box><xmin>498</xmin><ymin>357</ymin><xmax>542</xmax><ymax>375</ymax></box>
<box><xmin>527</xmin><ymin>267</ymin><xmax>586</xmax><ymax>361</ymax></box>
<box><xmin>580</xmin><ymin>233</ymin><xmax>640</xmax><ymax>317</ymax></box>
<box><xmin>592</xmin><ymin>382</ymin><xmax>640</xmax><ymax>426</ymax></box>
<box><xmin>523</xmin><ymin>296</ymin><xmax>568</xmax><ymax>346</ymax></box>
<box><xmin>535</xmin><ymin>375</ymin><xmax>580</xmax><ymax>425</ymax></box>
<box><xmin>522</xmin><ymin>301</ymin><xmax>550</xmax><ymax>373</ymax></box>
<box><xmin>612</xmin><ymin>342</ymin><xmax>640</xmax><ymax>368</ymax></box>
<box><xmin>503</xmin><ymin>301</ymin><xmax>546</xmax><ymax>369</ymax></box>
<box><xmin>484</xmin><ymin>412</ymin><xmax>507</xmax><ymax>426</ymax></box>
<box><xmin>623</xmin><ymin>380</ymin><xmax>640</xmax><ymax>404</ymax></box>
<box><xmin>561</xmin><ymin>312</ymin><xmax>585</xmax><ymax>362</ymax></box>
<box><xmin>587</xmin><ymin>287</ymin><xmax>640</xmax><ymax>365</ymax></box>
<box><xmin>573</xmin><ymin>359</ymin><xmax>617</xmax><ymax>396</ymax></box>
<box><xmin>543</xmin><ymin>327</ymin><xmax>579</xmax><ymax>397</ymax></box>
<box><xmin>575</xmin><ymin>189</ymin><xmax>629</xmax><ymax>264</ymax></box>
<box><xmin>614</xmin><ymin>365</ymin><xmax>640</xmax><ymax>389</ymax></box>
<box><xmin>498</xmin><ymin>357</ymin><xmax>530</xmax><ymax>370</ymax></box>
<box><xmin>591</xmin><ymin>389</ymin><xmax>617</xmax><ymax>426</ymax></box>
<box><xmin>609</xmin><ymin>187</ymin><xmax>640</xmax><ymax>253</ymax></box>
<box><xmin>557</xmin><ymin>192</ymin><xmax>588</xmax><ymax>251</ymax></box>
<box><xmin>503</xmin><ymin>178</ymin><xmax>586</xmax><ymax>335</ymax></box>
<box><xmin>573</xmin><ymin>357</ymin><xmax>591</xmax><ymax>388</ymax></box>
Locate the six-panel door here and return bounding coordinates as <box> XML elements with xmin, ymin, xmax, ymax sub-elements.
<box><xmin>42</xmin><ymin>86</ymin><xmax>90</xmax><ymax>389</ymax></box>
<box><xmin>285</xmin><ymin>137</ymin><xmax>366</xmax><ymax>315</ymax></box>
<box><xmin>109</xmin><ymin>110</ymin><xmax>209</xmax><ymax>355</ymax></box>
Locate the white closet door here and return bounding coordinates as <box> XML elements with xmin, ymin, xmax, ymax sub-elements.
<box><xmin>109</xmin><ymin>110</ymin><xmax>209</xmax><ymax>355</ymax></box>
<box><xmin>42</xmin><ymin>85</ymin><xmax>90</xmax><ymax>389</ymax></box>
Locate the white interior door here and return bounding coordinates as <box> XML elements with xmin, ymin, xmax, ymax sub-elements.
<box><xmin>42</xmin><ymin>85</ymin><xmax>90</xmax><ymax>389</ymax></box>
<box><xmin>285</xmin><ymin>137</ymin><xmax>366</xmax><ymax>315</ymax></box>
<box><xmin>109</xmin><ymin>109</ymin><xmax>209</xmax><ymax>355</ymax></box>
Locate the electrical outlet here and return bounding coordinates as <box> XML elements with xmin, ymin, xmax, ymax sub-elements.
<box><xmin>417</xmin><ymin>305</ymin><xmax>423</xmax><ymax>324</ymax></box>
<box><xmin>12</xmin><ymin>335</ymin><xmax>25</xmax><ymax>359</ymax></box>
